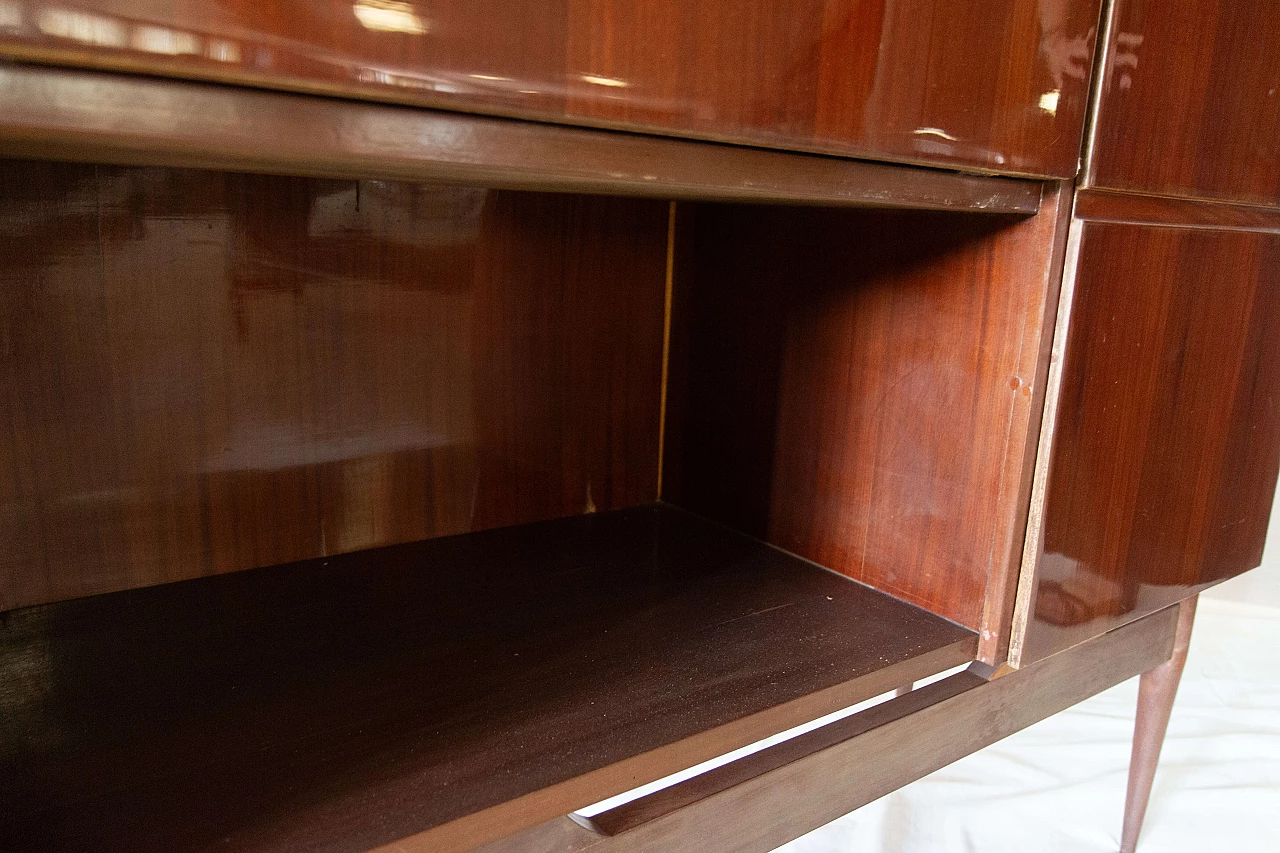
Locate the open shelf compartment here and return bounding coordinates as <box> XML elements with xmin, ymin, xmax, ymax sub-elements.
<box><xmin>0</xmin><ymin>504</ymin><xmax>975</xmax><ymax>853</ymax></box>
<box><xmin>0</xmin><ymin>136</ymin><xmax>1063</xmax><ymax>850</ymax></box>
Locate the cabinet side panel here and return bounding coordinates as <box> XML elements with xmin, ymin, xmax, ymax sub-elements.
<box><xmin>0</xmin><ymin>161</ymin><xmax>668</xmax><ymax>611</ymax></box>
<box><xmin>0</xmin><ymin>0</ymin><xmax>1100</xmax><ymax>177</ymax></box>
<box><xmin>1020</xmin><ymin>220</ymin><xmax>1280</xmax><ymax>662</ymax></box>
<box><xmin>667</xmin><ymin>202</ymin><xmax>1061</xmax><ymax>631</ymax></box>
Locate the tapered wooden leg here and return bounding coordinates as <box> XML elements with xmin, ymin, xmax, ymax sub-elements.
<box><xmin>1119</xmin><ymin>595</ymin><xmax>1198</xmax><ymax>853</ymax></box>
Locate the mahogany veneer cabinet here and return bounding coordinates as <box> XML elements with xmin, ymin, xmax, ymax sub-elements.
<box><xmin>0</xmin><ymin>2</ymin><xmax>1274</xmax><ymax>851</ymax></box>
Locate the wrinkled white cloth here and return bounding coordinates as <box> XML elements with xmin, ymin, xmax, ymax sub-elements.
<box><xmin>779</xmin><ymin>596</ymin><xmax>1280</xmax><ymax>853</ymax></box>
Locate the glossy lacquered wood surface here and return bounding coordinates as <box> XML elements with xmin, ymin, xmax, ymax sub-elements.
<box><xmin>1088</xmin><ymin>0</ymin><xmax>1280</xmax><ymax>205</ymax></box>
<box><xmin>0</xmin><ymin>504</ymin><xmax>978</xmax><ymax>853</ymax></box>
<box><xmin>1075</xmin><ymin>188</ymin><xmax>1280</xmax><ymax>233</ymax></box>
<box><xmin>0</xmin><ymin>0</ymin><xmax>1101</xmax><ymax>177</ymax></box>
<box><xmin>0</xmin><ymin>64</ymin><xmax>1044</xmax><ymax>214</ymax></box>
<box><xmin>1017</xmin><ymin>220</ymin><xmax>1280</xmax><ymax>663</ymax></box>
<box><xmin>0</xmin><ymin>160</ymin><xmax>667</xmax><ymax>611</ymax></box>
<box><xmin>664</xmin><ymin>188</ymin><xmax>1068</xmax><ymax>649</ymax></box>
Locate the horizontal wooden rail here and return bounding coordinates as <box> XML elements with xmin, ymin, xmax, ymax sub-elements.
<box><xmin>471</xmin><ymin>604</ymin><xmax>1179</xmax><ymax>853</ymax></box>
<box><xmin>0</xmin><ymin>62</ymin><xmax>1041</xmax><ymax>213</ymax></box>
<box><xmin>1075</xmin><ymin>188</ymin><xmax>1280</xmax><ymax>233</ymax></box>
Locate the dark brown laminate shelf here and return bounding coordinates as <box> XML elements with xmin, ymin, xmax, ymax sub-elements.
<box><xmin>0</xmin><ymin>63</ymin><xmax>1041</xmax><ymax>215</ymax></box>
<box><xmin>0</xmin><ymin>503</ymin><xmax>977</xmax><ymax>853</ymax></box>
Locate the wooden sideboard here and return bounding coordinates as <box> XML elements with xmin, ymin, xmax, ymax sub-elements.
<box><xmin>0</xmin><ymin>1</ymin><xmax>1273</xmax><ymax>851</ymax></box>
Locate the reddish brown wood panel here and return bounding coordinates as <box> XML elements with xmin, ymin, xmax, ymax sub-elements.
<box><xmin>1088</xmin><ymin>0</ymin><xmax>1280</xmax><ymax>205</ymax></box>
<box><xmin>1075</xmin><ymin>188</ymin><xmax>1280</xmax><ymax>233</ymax></box>
<box><xmin>0</xmin><ymin>0</ymin><xmax>1101</xmax><ymax>177</ymax></box>
<box><xmin>664</xmin><ymin>190</ymin><xmax>1066</xmax><ymax>643</ymax></box>
<box><xmin>1019</xmin><ymin>221</ymin><xmax>1280</xmax><ymax>663</ymax></box>
<box><xmin>1120</xmin><ymin>596</ymin><xmax>1197</xmax><ymax>853</ymax></box>
<box><xmin>0</xmin><ymin>160</ymin><xmax>667</xmax><ymax>611</ymax></box>
<box><xmin>0</xmin><ymin>504</ymin><xmax>977</xmax><ymax>853</ymax></box>
<box><xmin>0</xmin><ymin>65</ymin><xmax>1043</xmax><ymax>215</ymax></box>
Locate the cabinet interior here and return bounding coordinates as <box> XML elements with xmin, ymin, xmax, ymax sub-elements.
<box><xmin>0</xmin><ymin>158</ymin><xmax>1057</xmax><ymax>851</ymax></box>
<box><xmin>1</xmin><ymin>161</ymin><xmax>1056</xmax><ymax>624</ymax></box>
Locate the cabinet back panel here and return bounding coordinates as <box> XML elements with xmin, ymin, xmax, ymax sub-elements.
<box><xmin>665</xmin><ymin>198</ymin><xmax>1065</xmax><ymax>635</ymax></box>
<box><xmin>0</xmin><ymin>161</ymin><xmax>668</xmax><ymax>611</ymax></box>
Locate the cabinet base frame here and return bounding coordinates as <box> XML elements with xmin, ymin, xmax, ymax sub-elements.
<box><xmin>470</xmin><ymin>604</ymin><xmax>1180</xmax><ymax>853</ymax></box>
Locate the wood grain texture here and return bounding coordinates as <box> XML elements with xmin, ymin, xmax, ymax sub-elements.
<box><xmin>664</xmin><ymin>189</ymin><xmax>1068</xmax><ymax>646</ymax></box>
<box><xmin>0</xmin><ymin>65</ymin><xmax>1044</xmax><ymax>215</ymax></box>
<box><xmin>1017</xmin><ymin>219</ymin><xmax>1280</xmax><ymax>664</ymax></box>
<box><xmin>0</xmin><ymin>160</ymin><xmax>667</xmax><ymax>611</ymax></box>
<box><xmin>474</xmin><ymin>604</ymin><xmax>1180</xmax><ymax>853</ymax></box>
<box><xmin>0</xmin><ymin>503</ymin><xmax>978</xmax><ymax>853</ymax></box>
<box><xmin>1120</xmin><ymin>595</ymin><xmax>1197</xmax><ymax>853</ymax></box>
<box><xmin>1088</xmin><ymin>0</ymin><xmax>1280</xmax><ymax>205</ymax></box>
<box><xmin>0</xmin><ymin>0</ymin><xmax>1102</xmax><ymax>177</ymax></box>
<box><xmin>1075</xmin><ymin>188</ymin><xmax>1280</xmax><ymax>233</ymax></box>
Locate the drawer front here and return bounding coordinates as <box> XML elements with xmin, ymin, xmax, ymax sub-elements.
<box><xmin>1088</xmin><ymin>0</ymin><xmax>1280</xmax><ymax>205</ymax></box>
<box><xmin>0</xmin><ymin>0</ymin><xmax>1100</xmax><ymax>177</ymax></box>
<box><xmin>1013</xmin><ymin>213</ymin><xmax>1280</xmax><ymax>665</ymax></box>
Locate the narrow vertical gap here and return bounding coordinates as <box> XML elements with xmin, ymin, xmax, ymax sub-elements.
<box><xmin>1079</xmin><ymin>0</ymin><xmax>1118</xmax><ymax>183</ymax></box>
<box><xmin>656</xmin><ymin>201</ymin><xmax>676</xmax><ymax>500</ymax></box>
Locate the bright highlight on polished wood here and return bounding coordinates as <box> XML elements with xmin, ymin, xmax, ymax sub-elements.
<box><xmin>0</xmin><ymin>0</ymin><xmax>1101</xmax><ymax>177</ymax></box>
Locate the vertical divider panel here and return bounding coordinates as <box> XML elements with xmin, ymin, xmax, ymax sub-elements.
<box><xmin>664</xmin><ymin>187</ymin><xmax>1068</xmax><ymax>659</ymax></box>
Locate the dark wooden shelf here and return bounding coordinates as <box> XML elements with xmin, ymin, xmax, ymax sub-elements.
<box><xmin>0</xmin><ymin>62</ymin><xmax>1041</xmax><ymax>215</ymax></box>
<box><xmin>0</xmin><ymin>504</ymin><xmax>975</xmax><ymax>853</ymax></box>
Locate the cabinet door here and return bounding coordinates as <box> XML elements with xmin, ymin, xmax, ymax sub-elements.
<box><xmin>0</xmin><ymin>0</ymin><xmax>1101</xmax><ymax>177</ymax></box>
<box><xmin>1012</xmin><ymin>212</ymin><xmax>1280</xmax><ymax>665</ymax></box>
<box><xmin>1088</xmin><ymin>0</ymin><xmax>1280</xmax><ymax>205</ymax></box>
